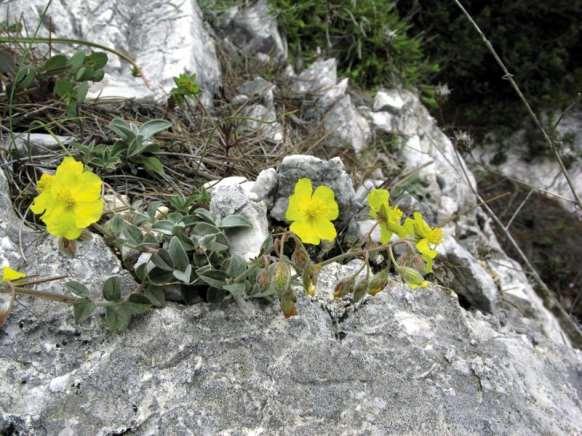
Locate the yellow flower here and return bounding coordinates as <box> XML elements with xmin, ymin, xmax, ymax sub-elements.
<box><xmin>367</xmin><ymin>188</ymin><xmax>405</xmax><ymax>244</ymax></box>
<box><xmin>2</xmin><ymin>266</ymin><xmax>26</xmax><ymax>282</ymax></box>
<box><xmin>407</xmin><ymin>211</ymin><xmax>443</xmax><ymax>260</ymax></box>
<box><xmin>285</xmin><ymin>178</ymin><xmax>339</xmax><ymax>245</ymax></box>
<box><xmin>31</xmin><ymin>157</ymin><xmax>104</xmax><ymax>240</ymax></box>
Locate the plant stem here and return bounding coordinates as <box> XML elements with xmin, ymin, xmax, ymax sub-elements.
<box><xmin>0</xmin><ymin>286</ymin><xmax>78</xmax><ymax>304</ymax></box>
<box><xmin>0</xmin><ymin>36</ymin><xmax>143</xmax><ymax>77</ymax></box>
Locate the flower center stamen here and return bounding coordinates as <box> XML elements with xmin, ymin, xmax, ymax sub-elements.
<box><xmin>56</xmin><ymin>190</ymin><xmax>76</xmax><ymax>210</ymax></box>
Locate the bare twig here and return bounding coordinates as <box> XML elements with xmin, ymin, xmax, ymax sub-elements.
<box><xmin>453</xmin><ymin>0</ymin><xmax>582</xmax><ymax>211</ymax></box>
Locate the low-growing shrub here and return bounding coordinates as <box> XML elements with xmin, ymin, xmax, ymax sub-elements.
<box><xmin>269</xmin><ymin>0</ymin><xmax>438</xmax><ymax>100</ymax></box>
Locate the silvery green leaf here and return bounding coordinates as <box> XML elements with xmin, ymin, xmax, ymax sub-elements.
<box><xmin>168</xmin><ymin>237</ymin><xmax>189</xmax><ymax>271</ymax></box>
<box><xmin>103</xmin><ymin>276</ymin><xmax>122</xmax><ymax>302</ymax></box>
<box><xmin>220</xmin><ymin>214</ymin><xmax>252</xmax><ymax>229</ymax></box>
<box><xmin>139</xmin><ymin>119</ymin><xmax>172</xmax><ymax>140</ymax></box>
<box><xmin>65</xmin><ymin>281</ymin><xmax>89</xmax><ymax>298</ymax></box>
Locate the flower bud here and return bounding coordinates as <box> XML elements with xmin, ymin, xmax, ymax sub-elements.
<box><xmin>279</xmin><ymin>292</ymin><xmax>297</xmax><ymax>318</ymax></box>
<box><xmin>291</xmin><ymin>246</ymin><xmax>310</xmax><ymax>272</ymax></box>
<box><xmin>273</xmin><ymin>262</ymin><xmax>292</xmax><ymax>295</ymax></box>
<box><xmin>397</xmin><ymin>266</ymin><xmax>429</xmax><ymax>289</ymax></box>
<box><xmin>368</xmin><ymin>269</ymin><xmax>389</xmax><ymax>296</ymax></box>
<box><xmin>256</xmin><ymin>268</ymin><xmax>271</xmax><ymax>290</ymax></box>
<box><xmin>353</xmin><ymin>279</ymin><xmax>369</xmax><ymax>303</ymax></box>
<box><xmin>334</xmin><ymin>276</ymin><xmax>355</xmax><ymax>299</ymax></box>
<box><xmin>302</xmin><ymin>263</ymin><xmax>320</xmax><ymax>297</ymax></box>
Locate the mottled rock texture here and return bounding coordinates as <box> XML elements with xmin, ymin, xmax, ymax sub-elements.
<box><xmin>1</xmin><ymin>262</ymin><xmax>581</xmax><ymax>434</ymax></box>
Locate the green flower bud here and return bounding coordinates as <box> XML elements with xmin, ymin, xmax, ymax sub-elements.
<box><xmin>368</xmin><ymin>269</ymin><xmax>389</xmax><ymax>296</ymax></box>
<box><xmin>397</xmin><ymin>266</ymin><xmax>429</xmax><ymax>289</ymax></box>
<box><xmin>291</xmin><ymin>246</ymin><xmax>310</xmax><ymax>272</ymax></box>
<box><xmin>279</xmin><ymin>292</ymin><xmax>297</xmax><ymax>318</ymax></box>
<box><xmin>353</xmin><ymin>279</ymin><xmax>369</xmax><ymax>303</ymax></box>
<box><xmin>273</xmin><ymin>262</ymin><xmax>292</xmax><ymax>295</ymax></box>
<box><xmin>256</xmin><ymin>268</ymin><xmax>271</xmax><ymax>290</ymax></box>
<box><xmin>302</xmin><ymin>263</ymin><xmax>320</xmax><ymax>297</ymax></box>
<box><xmin>334</xmin><ymin>276</ymin><xmax>355</xmax><ymax>299</ymax></box>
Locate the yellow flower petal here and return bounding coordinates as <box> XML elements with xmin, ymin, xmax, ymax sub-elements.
<box><xmin>427</xmin><ymin>227</ymin><xmax>443</xmax><ymax>245</ymax></box>
<box><xmin>2</xmin><ymin>266</ymin><xmax>26</xmax><ymax>282</ymax></box>
<box><xmin>398</xmin><ymin>218</ymin><xmax>415</xmax><ymax>239</ymax></box>
<box><xmin>314</xmin><ymin>217</ymin><xmax>336</xmax><ymax>242</ymax></box>
<box><xmin>43</xmin><ymin>205</ymin><xmax>83</xmax><ymax>240</ymax></box>
<box><xmin>379</xmin><ymin>223</ymin><xmax>392</xmax><ymax>244</ymax></box>
<box><xmin>416</xmin><ymin>238</ymin><xmax>437</xmax><ymax>259</ymax></box>
<box><xmin>56</xmin><ymin>156</ymin><xmax>84</xmax><ymax>178</ymax></box>
<box><xmin>71</xmin><ymin>171</ymin><xmax>102</xmax><ymax>202</ymax></box>
<box><xmin>367</xmin><ymin>188</ymin><xmax>389</xmax><ymax>218</ymax></box>
<box><xmin>37</xmin><ymin>173</ymin><xmax>54</xmax><ymax>192</ymax></box>
<box><xmin>74</xmin><ymin>199</ymin><xmax>104</xmax><ymax>228</ymax></box>
<box><xmin>312</xmin><ymin>185</ymin><xmax>339</xmax><ymax>221</ymax></box>
<box><xmin>30</xmin><ymin>190</ymin><xmax>55</xmax><ymax>215</ymax></box>
<box><xmin>285</xmin><ymin>178</ymin><xmax>313</xmax><ymax>222</ymax></box>
<box><xmin>290</xmin><ymin>220</ymin><xmax>320</xmax><ymax>245</ymax></box>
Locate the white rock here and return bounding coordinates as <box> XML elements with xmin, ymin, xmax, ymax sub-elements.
<box><xmin>0</xmin><ymin>0</ymin><xmax>222</xmax><ymax>104</ymax></box>
<box><xmin>209</xmin><ymin>180</ymin><xmax>269</xmax><ymax>261</ymax></box>
<box><xmin>291</xmin><ymin>58</ymin><xmax>338</xmax><ymax>95</ymax></box>
<box><xmin>374</xmin><ymin>89</ymin><xmax>409</xmax><ymax>112</ymax></box>
<box><xmin>438</xmin><ymin>236</ymin><xmax>499</xmax><ymax>312</ymax></box>
<box><xmin>324</xmin><ymin>95</ymin><xmax>371</xmax><ymax>153</ymax></box>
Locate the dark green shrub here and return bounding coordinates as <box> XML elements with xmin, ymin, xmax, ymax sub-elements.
<box><xmin>397</xmin><ymin>0</ymin><xmax>582</xmax><ymax>136</ymax></box>
<box><xmin>269</xmin><ymin>0</ymin><xmax>438</xmax><ymax>99</ymax></box>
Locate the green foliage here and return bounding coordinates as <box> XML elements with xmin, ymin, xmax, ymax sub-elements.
<box><xmin>98</xmin><ymin>200</ymin><xmax>277</xmax><ymax>327</ymax></box>
<box><xmin>78</xmin><ymin>117</ymin><xmax>171</xmax><ymax>176</ymax></box>
<box><xmin>11</xmin><ymin>50</ymin><xmax>108</xmax><ymax>115</ymax></box>
<box><xmin>66</xmin><ymin>277</ymin><xmax>151</xmax><ymax>332</ymax></box>
<box><xmin>269</xmin><ymin>0</ymin><xmax>438</xmax><ymax>95</ymax></box>
<box><xmin>169</xmin><ymin>72</ymin><xmax>201</xmax><ymax>106</ymax></box>
<box><xmin>397</xmin><ymin>0</ymin><xmax>582</xmax><ymax>143</ymax></box>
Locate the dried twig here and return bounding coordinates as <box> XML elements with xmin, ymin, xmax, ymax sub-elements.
<box><xmin>453</xmin><ymin>0</ymin><xmax>582</xmax><ymax>211</ymax></box>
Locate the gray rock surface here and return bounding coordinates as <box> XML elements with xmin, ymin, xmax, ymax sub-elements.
<box><xmin>240</xmin><ymin>103</ymin><xmax>284</xmax><ymax>144</ymax></box>
<box><xmin>2</xmin><ymin>259</ymin><xmax>581</xmax><ymax>434</ymax></box>
<box><xmin>216</xmin><ymin>0</ymin><xmax>287</xmax><ymax>62</ymax></box>
<box><xmin>270</xmin><ymin>155</ymin><xmax>357</xmax><ymax>226</ymax></box>
<box><xmin>291</xmin><ymin>58</ymin><xmax>338</xmax><ymax>96</ymax></box>
<box><xmin>324</xmin><ymin>95</ymin><xmax>372</xmax><ymax>153</ymax></box>
<box><xmin>474</xmin><ymin>142</ymin><xmax>582</xmax><ymax>215</ymax></box>
<box><xmin>0</xmin><ymin>0</ymin><xmax>222</xmax><ymax>104</ymax></box>
<box><xmin>206</xmin><ymin>177</ymin><xmax>270</xmax><ymax>261</ymax></box>
<box><xmin>289</xmin><ymin>59</ymin><xmax>370</xmax><ymax>151</ymax></box>
<box><xmin>439</xmin><ymin>236</ymin><xmax>499</xmax><ymax>312</ymax></box>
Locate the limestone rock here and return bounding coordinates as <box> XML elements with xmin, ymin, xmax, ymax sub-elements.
<box><xmin>218</xmin><ymin>0</ymin><xmax>287</xmax><ymax>62</ymax></box>
<box><xmin>2</xmin><ymin>277</ymin><xmax>581</xmax><ymax>434</ymax></box>
<box><xmin>373</xmin><ymin>88</ymin><xmax>412</xmax><ymax>113</ymax></box>
<box><xmin>324</xmin><ymin>95</ymin><xmax>371</xmax><ymax>153</ymax></box>
<box><xmin>240</xmin><ymin>104</ymin><xmax>284</xmax><ymax>144</ymax></box>
<box><xmin>207</xmin><ymin>177</ymin><xmax>270</xmax><ymax>261</ymax></box>
<box><xmin>0</xmin><ymin>0</ymin><xmax>222</xmax><ymax>104</ymax></box>
<box><xmin>439</xmin><ymin>236</ymin><xmax>499</xmax><ymax>312</ymax></box>
<box><xmin>291</xmin><ymin>58</ymin><xmax>338</xmax><ymax>96</ymax></box>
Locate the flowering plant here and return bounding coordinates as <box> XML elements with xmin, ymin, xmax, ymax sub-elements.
<box><xmin>31</xmin><ymin>156</ymin><xmax>104</xmax><ymax>241</ymax></box>
<box><xmin>285</xmin><ymin>178</ymin><xmax>339</xmax><ymax>245</ymax></box>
